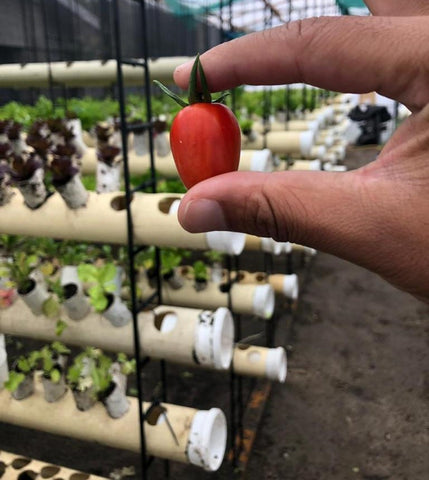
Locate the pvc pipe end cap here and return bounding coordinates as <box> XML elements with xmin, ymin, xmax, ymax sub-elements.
<box><xmin>283</xmin><ymin>274</ymin><xmax>299</xmax><ymax>301</ymax></box>
<box><xmin>266</xmin><ymin>347</ymin><xmax>287</xmax><ymax>383</ymax></box>
<box><xmin>188</xmin><ymin>408</ymin><xmax>227</xmax><ymax>471</ymax></box>
<box><xmin>308</xmin><ymin>160</ymin><xmax>322</xmax><ymax>171</ymax></box>
<box><xmin>308</xmin><ymin>120</ymin><xmax>320</xmax><ymax>132</ymax></box>
<box><xmin>212</xmin><ymin>307</ymin><xmax>234</xmax><ymax>369</ymax></box>
<box><xmin>253</xmin><ymin>284</ymin><xmax>275</xmax><ymax>319</ymax></box>
<box><xmin>260</xmin><ymin>237</ymin><xmax>283</xmax><ymax>255</ymax></box>
<box><xmin>299</xmin><ymin>130</ymin><xmax>315</xmax><ymax>156</ymax></box>
<box><xmin>250</xmin><ymin>148</ymin><xmax>273</xmax><ymax>172</ymax></box>
<box><xmin>195</xmin><ymin>308</ymin><xmax>234</xmax><ymax>370</ymax></box>
<box><xmin>206</xmin><ymin>231</ymin><xmax>246</xmax><ymax>256</ymax></box>
<box><xmin>312</xmin><ymin>145</ymin><xmax>327</xmax><ymax>159</ymax></box>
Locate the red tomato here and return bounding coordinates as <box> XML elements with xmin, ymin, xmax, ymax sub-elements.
<box><xmin>170</xmin><ymin>102</ymin><xmax>241</xmax><ymax>189</ymax></box>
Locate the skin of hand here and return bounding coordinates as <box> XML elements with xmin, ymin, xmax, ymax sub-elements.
<box><xmin>173</xmin><ymin>3</ymin><xmax>429</xmax><ymax>303</ymax></box>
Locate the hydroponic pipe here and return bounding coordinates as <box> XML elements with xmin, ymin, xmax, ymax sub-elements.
<box><xmin>0</xmin><ymin>450</ymin><xmax>108</xmax><ymax>480</ymax></box>
<box><xmin>242</xmin><ymin>130</ymin><xmax>315</xmax><ymax>156</ymax></box>
<box><xmin>232</xmin><ymin>270</ymin><xmax>299</xmax><ymax>302</ymax></box>
<box><xmin>253</xmin><ymin>119</ymin><xmax>320</xmax><ymax>133</ymax></box>
<box><xmin>0</xmin><ymin>381</ymin><xmax>227</xmax><ymax>472</ymax></box>
<box><xmin>0</xmin><ymin>191</ymin><xmax>245</xmax><ymax>255</ymax></box>
<box><xmin>0</xmin><ymin>58</ymin><xmax>193</xmax><ymax>88</ymax></box>
<box><xmin>79</xmin><ymin>148</ymin><xmax>275</xmax><ymax>176</ymax></box>
<box><xmin>233</xmin><ymin>344</ymin><xmax>287</xmax><ymax>383</ymax></box>
<box><xmin>140</xmin><ymin>277</ymin><xmax>275</xmax><ymax>319</ymax></box>
<box><xmin>288</xmin><ymin>160</ymin><xmax>323</xmax><ymax>171</ymax></box>
<box><xmin>0</xmin><ymin>302</ymin><xmax>234</xmax><ymax>371</ymax></box>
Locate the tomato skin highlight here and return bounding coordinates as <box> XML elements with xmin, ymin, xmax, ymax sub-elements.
<box><xmin>170</xmin><ymin>102</ymin><xmax>241</xmax><ymax>189</ymax></box>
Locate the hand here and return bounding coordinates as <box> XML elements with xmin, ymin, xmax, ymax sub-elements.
<box><xmin>173</xmin><ymin>2</ymin><xmax>429</xmax><ymax>303</ymax></box>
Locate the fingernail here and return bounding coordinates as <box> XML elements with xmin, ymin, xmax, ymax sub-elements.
<box><xmin>181</xmin><ymin>199</ymin><xmax>227</xmax><ymax>232</ymax></box>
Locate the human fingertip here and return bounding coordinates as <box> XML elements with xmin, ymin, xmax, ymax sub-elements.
<box><xmin>178</xmin><ymin>198</ymin><xmax>227</xmax><ymax>233</ymax></box>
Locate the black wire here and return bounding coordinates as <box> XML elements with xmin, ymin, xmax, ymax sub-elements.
<box><xmin>112</xmin><ymin>1</ymin><xmax>148</xmax><ymax>477</ymax></box>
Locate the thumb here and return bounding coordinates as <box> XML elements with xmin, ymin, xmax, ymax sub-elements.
<box><xmin>178</xmin><ymin>170</ymin><xmax>374</xmax><ymax>266</ymax></box>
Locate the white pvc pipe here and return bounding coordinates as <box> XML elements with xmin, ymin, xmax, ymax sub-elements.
<box><xmin>142</xmin><ymin>277</ymin><xmax>275</xmax><ymax>319</ymax></box>
<box><xmin>0</xmin><ymin>57</ymin><xmax>193</xmax><ymax>88</ymax></box>
<box><xmin>288</xmin><ymin>159</ymin><xmax>322</xmax><ymax>171</ymax></box>
<box><xmin>0</xmin><ymin>191</ymin><xmax>245</xmax><ymax>254</ymax></box>
<box><xmin>0</xmin><ymin>301</ymin><xmax>234</xmax><ymax>371</ymax></box>
<box><xmin>0</xmin><ymin>380</ymin><xmax>227</xmax><ymax>471</ymax></box>
<box><xmin>242</xmin><ymin>131</ymin><xmax>315</xmax><ymax>157</ymax></box>
<box><xmin>239</xmin><ymin>149</ymin><xmax>274</xmax><ymax>172</ymax></box>
<box><xmin>233</xmin><ymin>345</ymin><xmax>287</xmax><ymax>382</ymax></box>
<box><xmin>233</xmin><ymin>270</ymin><xmax>299</xmax><ymax>301</ymax></box>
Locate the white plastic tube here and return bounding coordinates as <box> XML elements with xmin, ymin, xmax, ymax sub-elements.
<box><xmin>233</xmin><ymin>345</ymin><xmax>287</xmax><ymax>382</ymax></box>
<box><xmin>239</xmin><ymin>149</ymin><xmax>273</xmax><ymax>172</ymax></box>
<box><xmin>288</xmin><ymin>160</ymin><xmax>322</xmax><ymax>171</ymax></box>
<box><xmin>187</xmin><ymin>408</ymin><xmax>227</xmax><ymax>471</ymax></box>
<box><xmin>0</xmin><ymin>191</ymin><xmax>246</xmax><ymax>253</ymax></box>
<box><xmin>0</xmin><ymin>381</ymin><xmax>228</xmax><ymax>471</ymax></box>
<box><xmin>145</xmin><ymin>278</ymin><xmax>275</xmax><ymax>319</ymax></box>
<box><xmin>0</xmin><ymin>300</ymin><xmax>234</xmax><ymax>371</ymax></box>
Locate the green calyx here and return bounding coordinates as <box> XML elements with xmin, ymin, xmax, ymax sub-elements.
<box><xmin>154</xmin><ymin>54</ymin><xmax>228</xmax><ymax>107</ymax></box>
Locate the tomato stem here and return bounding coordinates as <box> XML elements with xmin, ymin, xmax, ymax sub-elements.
<box><xmin>154</xmin><ymin>54</ymin><xmax>228</xmax><ymax>107</ymax></box>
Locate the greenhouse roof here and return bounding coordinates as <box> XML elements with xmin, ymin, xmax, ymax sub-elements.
<box><xmin>161</xmin><ymin>0</ymin><xmax>368</xmax><ymax>33</ymax></box>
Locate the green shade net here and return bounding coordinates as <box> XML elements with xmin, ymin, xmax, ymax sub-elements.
<box><xmin>164</xmin><ymin>0</ymin><xmax>245</xmax><ymax>16</ymax></box>
<box><xmin>336</xmin><ymin>0</ymin><xmax>368</xmax><ymax>15</ymax></box>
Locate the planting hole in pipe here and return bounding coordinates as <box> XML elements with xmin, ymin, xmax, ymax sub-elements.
<box><xmin>12</xmin><ymin>458</ymin><xmax>31</xmax><ymax>469</ymax></box>
<box><xmin>40</xmin><ymin>466</ymin><xmax>61</xmax><ymax>478</ymax></box>
<box><xmin>159</xmin><ymin>196</ymin><xmax>181</xmax><ymax>214</ymax></box>
<box><xmin>236</xmin><ymin>271</ymin><xmax>246</xmax><ymax>282</ymax></box>
<box><xmin>110</xmin><ymin>194</ymin><xmax>133</xmax><ymax>211</ymax></box>
<box><xmin>154</xmin><ymin>311</ymin><xmax>178</xmax><ymax>333</ymax></box>
<box><xmin>237</xmin><ymin>344</ymin><xmax>250</xmax><ymax>351</ymax></box>
<box><xmin>247</xmin><ymin>350</ymin><xmax>262</xmax><ymax>363</ymax></box>
<box><xmin>69</xmin><ymin>474</ymin><xmax>90</xmax><ymax>480</ymax></box>
<box><xmin>145</xmin><ymin>404</ymin><xmax>166</xmax><ymax>426</ymax></box>
<box><xmin>256</xmin><ymin>273</ymin><xmax>267</xmax><ymax>282</ymax></box>
<box><xmin>0</xmin><ymin>462</ymin><xmax>5</xmax><ymax>478</ymax></box>
<box><xmin>17</xmin><ymin>471</ymin><xmax>37</xmax><ymax>480</ymax></box>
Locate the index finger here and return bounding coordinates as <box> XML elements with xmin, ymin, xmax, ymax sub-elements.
<box><xmin>173</xmin><ymin>16</ymin><xmax>429</xmax><ymax>112</ymax></box>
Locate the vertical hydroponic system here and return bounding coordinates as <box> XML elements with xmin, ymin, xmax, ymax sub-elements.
<box><xmin>0</xmin><ymin>0</ymin><xmax>356</xmax><ymax>478</ymax></box>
